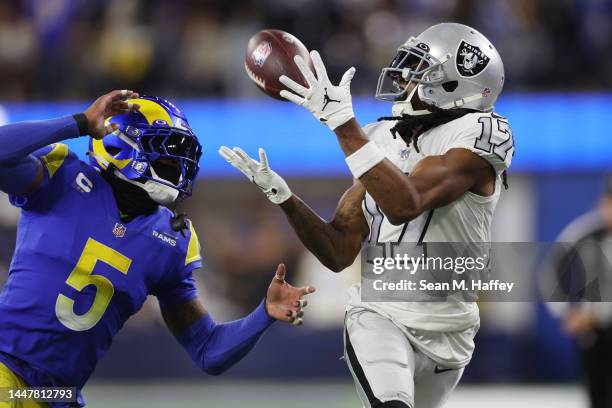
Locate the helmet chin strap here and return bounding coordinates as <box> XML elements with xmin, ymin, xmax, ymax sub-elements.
<box><xmin>392</xmin><ymin>87</ymin><xmax>430</xmax><ymax>116</ymax></box>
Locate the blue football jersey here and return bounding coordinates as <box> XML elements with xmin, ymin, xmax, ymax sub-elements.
<box><xmin>0</xmin><ymin>144</ymin><xmax>202</xmax><ymax>406</ymax></box>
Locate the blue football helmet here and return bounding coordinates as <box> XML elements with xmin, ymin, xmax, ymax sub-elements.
<box><xmin>89</xmin><ymin>96</ymin><xmax>202</xmax><ymax>203</ymax></box>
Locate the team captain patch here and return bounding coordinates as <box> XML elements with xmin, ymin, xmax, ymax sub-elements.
<box><xmin>456</xmin><ymin>40</ymin><xmax>490</xmax><ymax>77</ymax></box>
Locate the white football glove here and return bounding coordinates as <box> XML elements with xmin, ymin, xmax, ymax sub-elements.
<box><xmin>279</xmin><ymin>50</ymin><xmax>356</xmax><ymax>131</ymax></box>
<box><xmin>219</xmin><ymin>146</ymin><xmax>291</xmax><ymax>205</ymax></box>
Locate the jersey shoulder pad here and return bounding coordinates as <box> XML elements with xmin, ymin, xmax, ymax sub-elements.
<box><xmin>33</xmin><ymin>143</ymin><xmax>80</xmax><ymax>180</ymax></box>
<box><xmin>10</xmin><ymin>144</ymin><xmax>83</xmax><ymax>210</ymax></box>
<box><xmin>442</xmin><ymin>112</ymin><xmax>514</xmax><ymax>174</ymax></box>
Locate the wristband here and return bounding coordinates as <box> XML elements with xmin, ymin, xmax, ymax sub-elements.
<box><xmin>345</xmin><ymin>141</ymin><xmax>385</xmax><ymax>179</ymax></box>
<box><xmin>72</xmin><ymin>113</ymin><xmax>89</xmax><ymax>136</ymax></box>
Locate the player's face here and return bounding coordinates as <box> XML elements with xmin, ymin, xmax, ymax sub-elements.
<box><xmin>403</xmin><ymin>81</ymin><xmax>417</xmax><ymax>97</ymax></box>
<box><xmin>381</xmin><ymin>47</ymin><xmax>430</xmax><ymax>103</ymax></box>
<box><xmin>390</xmin><ymin>55</ymin><xmax>424</xmax><ymax>99</ymax></box>
<box><xmin>390</xmin><ymin>50</ymin><xmax>430</xmax><ymax>111</ymax></box>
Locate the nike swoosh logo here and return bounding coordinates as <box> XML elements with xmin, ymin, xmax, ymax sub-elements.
<box><xmin>434</xmin><ymin>366</ymin><xmax>455</xmax><ymax>374</ymax></box>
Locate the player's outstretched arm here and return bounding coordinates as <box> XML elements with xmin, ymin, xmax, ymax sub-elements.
<box><xmin>219</xmin><ymin>147</ymin><xmax>368</xmax><ymax>272</ymax></box>
<box><xmin>0</xmin><ymin>89</ymin><xmax>139</xmax><ymax>195</ymax></box>
<box><xmin>280</xmin><ymin>182</ymin><xmax>369</xmax><ymax>272</ymax></box>
<box><xmin>278</xmin><ymin>51</ymin><xmax>495</xmax><ymax>224</ymax></box>
<box><xmin>333</xmin><ymin>119</ymin><xmax>495</xmax><ymax>224</ymax></box>
<box><xmin>161</xmin><ymin>264</ymin><xmax>315</xmax><ymax>376</ymax></box>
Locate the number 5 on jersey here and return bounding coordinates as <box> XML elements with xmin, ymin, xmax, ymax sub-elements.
<box><xmin>55</xmin><ymin>238</ymin><xmax>132</xmax><ymax>331</ymax></box>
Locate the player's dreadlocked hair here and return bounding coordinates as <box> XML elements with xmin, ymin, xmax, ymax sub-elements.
<box><xmin>378</xmin><ymin>105</ymin><xmax>509</xmax><ymax>189</ymax></box>
<box><xmin>378</xmin><ymin>104</ymin><xmax>477</xmax><ymax>151</ymax></box>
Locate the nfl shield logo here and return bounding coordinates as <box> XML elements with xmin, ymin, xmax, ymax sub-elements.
<box><xmin>113</xmin><ymin>223</ymin><xmax>127</xmax><ymax>238</ymax></box>
<box><xmin>251</xmin><ymin>41</ymin><xmax>272</xmax><ymax>67</ymax></box>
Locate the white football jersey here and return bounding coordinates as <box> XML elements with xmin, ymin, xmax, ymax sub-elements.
<box><xmin>347</xmin><ymin>111</ymin><xmax>514</xmax><ymax>367</ymax></box>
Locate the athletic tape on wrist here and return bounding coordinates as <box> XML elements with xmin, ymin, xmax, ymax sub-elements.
<box><xmin>345</xmin><ymin>141</ymin><xmax>385</xmax><ymax>179</ymax></box>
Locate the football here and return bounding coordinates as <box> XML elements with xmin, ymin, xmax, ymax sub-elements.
<box><xmin>245</xmin><ymin>29</ymin><xmax>314</xmax><ymax>100</ymax></box>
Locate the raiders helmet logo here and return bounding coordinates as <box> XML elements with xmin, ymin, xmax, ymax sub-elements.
<box><xmin>456</xmin><ymin>40</ymin><xmax>490</xmax><ymax>77</ymax></box>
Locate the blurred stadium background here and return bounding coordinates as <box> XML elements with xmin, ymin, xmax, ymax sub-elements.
<box><xmin>1</xmin><ymin>0</ymin><xmax>611</xmax><ymax>406</ymax></box>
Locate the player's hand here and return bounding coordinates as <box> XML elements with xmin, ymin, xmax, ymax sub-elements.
<box><xmin>84</xmin><ymin>90</ymin><xmax>141</xmax><ymax>139</ymax></box>
<box><xmin>265</xmin><ymin>264</ymin><xmax>315</xmax><ymax>325</ymax></box>
<box><xmin>218</xmin><ymin>146</ymin><xmax>291</xmax><ymax>204</ymax></box>
<box><xmin>563</xmin><ymin>308</ymin><xmax>596</xmax><ymax>337</ymax></box>
<box><xmin>279</xmin><ymin>50</ymin><xmax>355</xmax><ymax>130</ymax></box>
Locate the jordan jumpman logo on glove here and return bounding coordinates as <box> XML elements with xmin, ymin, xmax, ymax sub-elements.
<box><xmin>279</xmin><ymin>50</ymin><xmax>356</xmax><ymax>130</ymax></box>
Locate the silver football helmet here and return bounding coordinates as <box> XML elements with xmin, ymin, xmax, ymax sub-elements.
<box><xmin>376</xmin><ymin>22</ymin><xmax>504</xmax><ymax>116</ymax></box>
